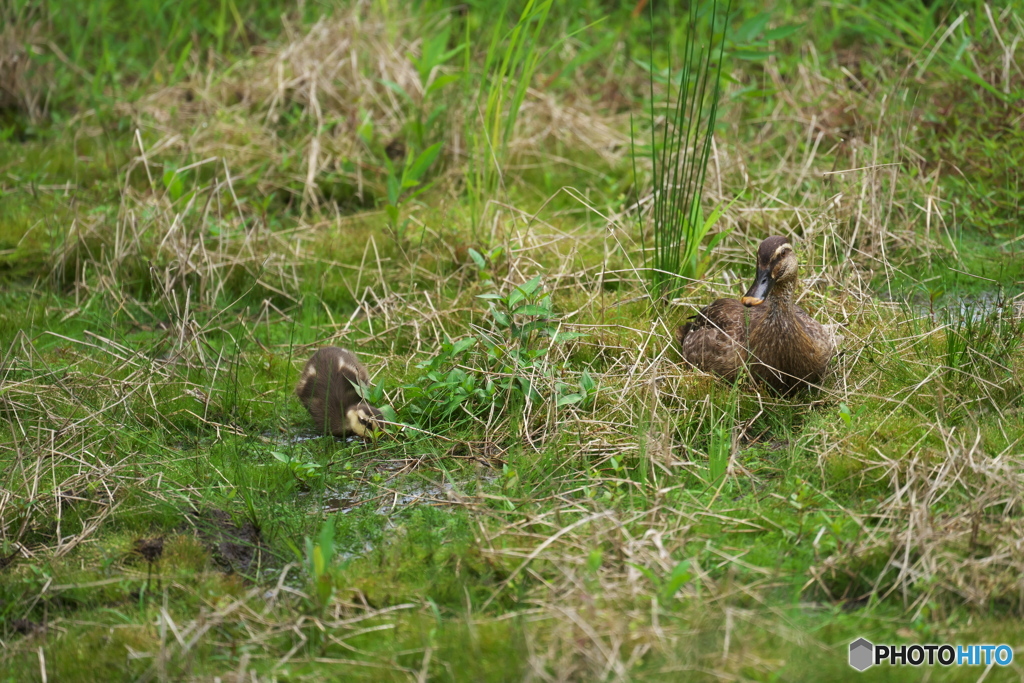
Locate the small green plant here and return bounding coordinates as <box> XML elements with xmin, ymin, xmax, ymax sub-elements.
<box><xmin>365</xmin><ymin>24</ymin><xmax>461</xmax><ymax>243</ymax></box>
<box><xmin>289</xmin><ymin>516</ymin><xmax>347</xmax><ymax>615</ymax></box>
<box><xmin>838</xmin><ymin>403</ymin><xmax>852</xmax><ymax>426</ymax></box>
<box><xmin>384</xmin><ymin>142</ymin><xmax>443</xmax><ymax>241</ymax></box>
<box><xmin>477</xmin><ymin>275</ymin><xmax>586</xmax><ymax>404</ymax></box>
<box><xmin>403</xmin><ymin>276</ymin><xmax>590</xmax><ymax>426</ymax></box>
<box><xmin>629</xmin><ymin>558</ymin><xmax>694</xmax><ymax>605</ymax></box>
<box><xmin>467</xmin><ymin>245</ymin><xmax>506</xmax><ymax>285</ymax></box>
<box><xmin>357</xmin><ymin>116</ymin><xmax>443</xmax><ymax>243</ymax></box>
<box><xmin>402</xmin><ymin>337</ymin><xmax>499</xmax><ymax>425</ymax></box>
<box><xmin>161</xmin><ymin>166</ymin><xmax>189</xmax><ymax>203</ymax></box>
<box><xmin>555</xmin><ymin>370</ymin><xmax>597</xmax><ymax>409</ymax></box>
<box><xmin>382</xmin><ymin>23</ymin><xmax>463</xmax><ymax>153</ymax></box>
<box><xmin>272</xmin><ymin>451</ymin><xmax>323</xmax><ymax>488</ymax></box>
<box><xmin>598</xmin><ymin>455</ymin><xmax>635</xmax><ymax>503</ymax></box>
<box><xmin>838</xmin><ymin>402</ymin><xmax>866</xmax><ymax>427</ymax></box>
<box><xmin>477</xmin><ymin>275</ymin><xmax>565</xmax><ymax>350</ymax></box>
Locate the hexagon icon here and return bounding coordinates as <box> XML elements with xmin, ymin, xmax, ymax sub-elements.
<box><xmin>849</xmin><ymin>638</ymin><xmax>874</xmax><ymax>671</ymax></box>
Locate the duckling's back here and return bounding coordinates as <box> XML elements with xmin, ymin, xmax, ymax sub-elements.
<box><xmin>295</xmin><ymin>347</ymin><xmax>370</xmax><ymax>437</ymax></box>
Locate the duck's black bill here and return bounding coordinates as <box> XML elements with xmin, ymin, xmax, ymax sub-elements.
<box><xmin>741</xmin><ymin>268</ymin><xmax>774</xmax><ymax>307</ymax></box>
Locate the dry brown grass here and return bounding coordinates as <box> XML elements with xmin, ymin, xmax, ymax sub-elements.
<box><xmin>812</xmin><ymin>425</ymin><xmax>1024</xmax><ymax>617</ymax></box>
<box><xmin>0</xmin><ymin>3</ymin><xmax>46</xmax><ymax>119</ymax></box>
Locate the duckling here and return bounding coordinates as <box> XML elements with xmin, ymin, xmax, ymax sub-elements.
<box><xmin>295</xmin><ymin>347</ymin><xmax>385</xmax><ymax>438</ymax></box>
<box><xmin>676</xmin><ymin>235</ymin><xmax>833</xmax><ymax>393</ymax></box>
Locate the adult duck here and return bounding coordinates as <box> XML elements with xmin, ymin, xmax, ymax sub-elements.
<box><xmin>676</xmin><ymin>236</ymin><xmax>833</xmax><ymax>393</ymax></box>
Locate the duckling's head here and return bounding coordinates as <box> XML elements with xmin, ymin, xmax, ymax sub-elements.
<box><xmin>345</xmin><ymin>402</ymin><xmax>385</xmax><ymax>439</ymax></box>
<box><xmin>740</xmin><ymin>236</ymin><xmax>797</xmax><ymax>307</ymax></box>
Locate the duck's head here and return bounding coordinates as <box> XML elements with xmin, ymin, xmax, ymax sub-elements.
<box><xmin>345</xmin><ymin>402</ymin><xmax>385</xmax><ymax>439</ymax></box>
<box><xmin>741</xmin><ymin>236</ymin><xmax>798</xmax><ymax>307</ymax></box>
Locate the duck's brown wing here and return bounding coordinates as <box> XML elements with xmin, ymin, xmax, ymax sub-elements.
<box><xmin>676</xmin><ymin>298</ymin><xmax>754</xmax><ymax>380</ymax></box>
<box><xmin>794</xmin><ymin>306</ymin><xmax>835</xmax><ymax>380</ymax></box>
<box><xmin>796</xmin><ymin>308</ymin><xmax>834</xmax><ymax>353</ymax></box>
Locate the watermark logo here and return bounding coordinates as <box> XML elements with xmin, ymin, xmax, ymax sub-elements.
<box><xmin>849</xmin><ymin>638</ymin><xmax>873</xmax><ymax>671</ymax></box>
<box><xmin>848</xmin><ymin>638</ymin><xmax>1014</xmax><ymax>671</ymax></box>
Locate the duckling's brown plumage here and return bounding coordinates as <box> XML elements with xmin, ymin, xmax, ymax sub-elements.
<box><xmin>676</xmin><ymin>236</ymin><xmax>833</xmax><ymax>394</ymax></box>
<box><xmin>295</xmin><ymin>347</ymin><xmax>384</xmax><ymax>438</ymax></box>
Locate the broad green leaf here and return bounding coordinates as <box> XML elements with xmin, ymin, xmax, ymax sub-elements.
<box><xmin>356</xmin><ymin>114</ymin><xmax>374</xmax><ymax>145</ymax></box>
<box><xmin>731</xmin><ymin>86</ymin><xmax>778</xmax><ymax>99</ymax></box>
<box><xmin>386</xmin><ymin>175</ymin><xmax>400</xmax><ymax>205</ymax></box>
<box><xmin>518</xmin><ymin>275</ymin><xmax>542</xmax><ymax>297</ymax></box>
<box><xmin>170</xmin><ymin>39</ymin><xmax>193</xmax><ymax>83</ymax></box>
<box><xmin>436</xmin><ymin>44</ymin><xmax>464</xmax><ymax>65</ymax></box>
<box><xmin>763</xmin><ymin>23</ymin><xmax>803</xmax><ymax>41</ymax></box>
<box><xmin>732</xmin><ymin>49</ymin><xmax>774</xmax><ymax>61</ymax></box>
<box><xmin>312</xmin><ymin>545</ymin><xmax>326</xmax><ymax>577</ymax></box>
<box><xmin>519</xmin><ymin>321</ymin><xmax>554</xmax><ymax>338</ymax></box>
<box><xmin>734</xmin><ymin>12</ymin><xmax>771</xmax><ymax>43</ymax></box>
<box><xmin>507</xmin><ymin>287</ymin><xmax>525</xmax><ymax>309</ymax></box>
<box><xmin>467</xmin><ymin>248</ymin><xmax>486</xmax><ymax>269</ymax></box>
<box><xmin>660</xmin><ymin>560</ymin><xmax>693</xmax><ymax>601</ymax></box>
<box><xmin>425</xmin><ymin>73</ymin><xmax>461</xmax><ymax>97</ymax></box>
<box><xmin>524</xmin><ymin>346</ymin><xmax>549</xmax><ymax>359</ymax></box>
<box><xmin>452</xmin><ymin>337</ymin><xmax>477</xmax><ymax>356</ymax></box>
<box><xmin>512</xmin><ymin>304</ymin><xmax>551</xmax><ymax>317</ymax></box>
<box><xmin>406</xmin><ymin>142</ymin><xmax>443</xmax><ymax>183</ymax></box>
<box><xmin>580</xmin><ymin>371</ymin><xmax>595</xmax><ymax>392</ymax></box>
<box><xmin>162</xmin><ymin>170</ymin><xmax>184</xmax><ymax>202</ymax></box>
<box><xmin>492</xmin><ymin>309</ymin><xmax>510</xmax><ymax>328</ymax></box>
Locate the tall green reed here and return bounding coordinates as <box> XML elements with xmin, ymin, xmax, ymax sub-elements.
<box><xmin>633</xmin><ymin>0</ymin><xmax>732</xmax><ymax>299</ymax></box>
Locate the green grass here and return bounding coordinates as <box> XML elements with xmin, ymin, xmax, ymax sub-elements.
<box><xmin>1</xmin><ymin>0</ymin><xmax>1023</xmax><ymax>680</ymax></box>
